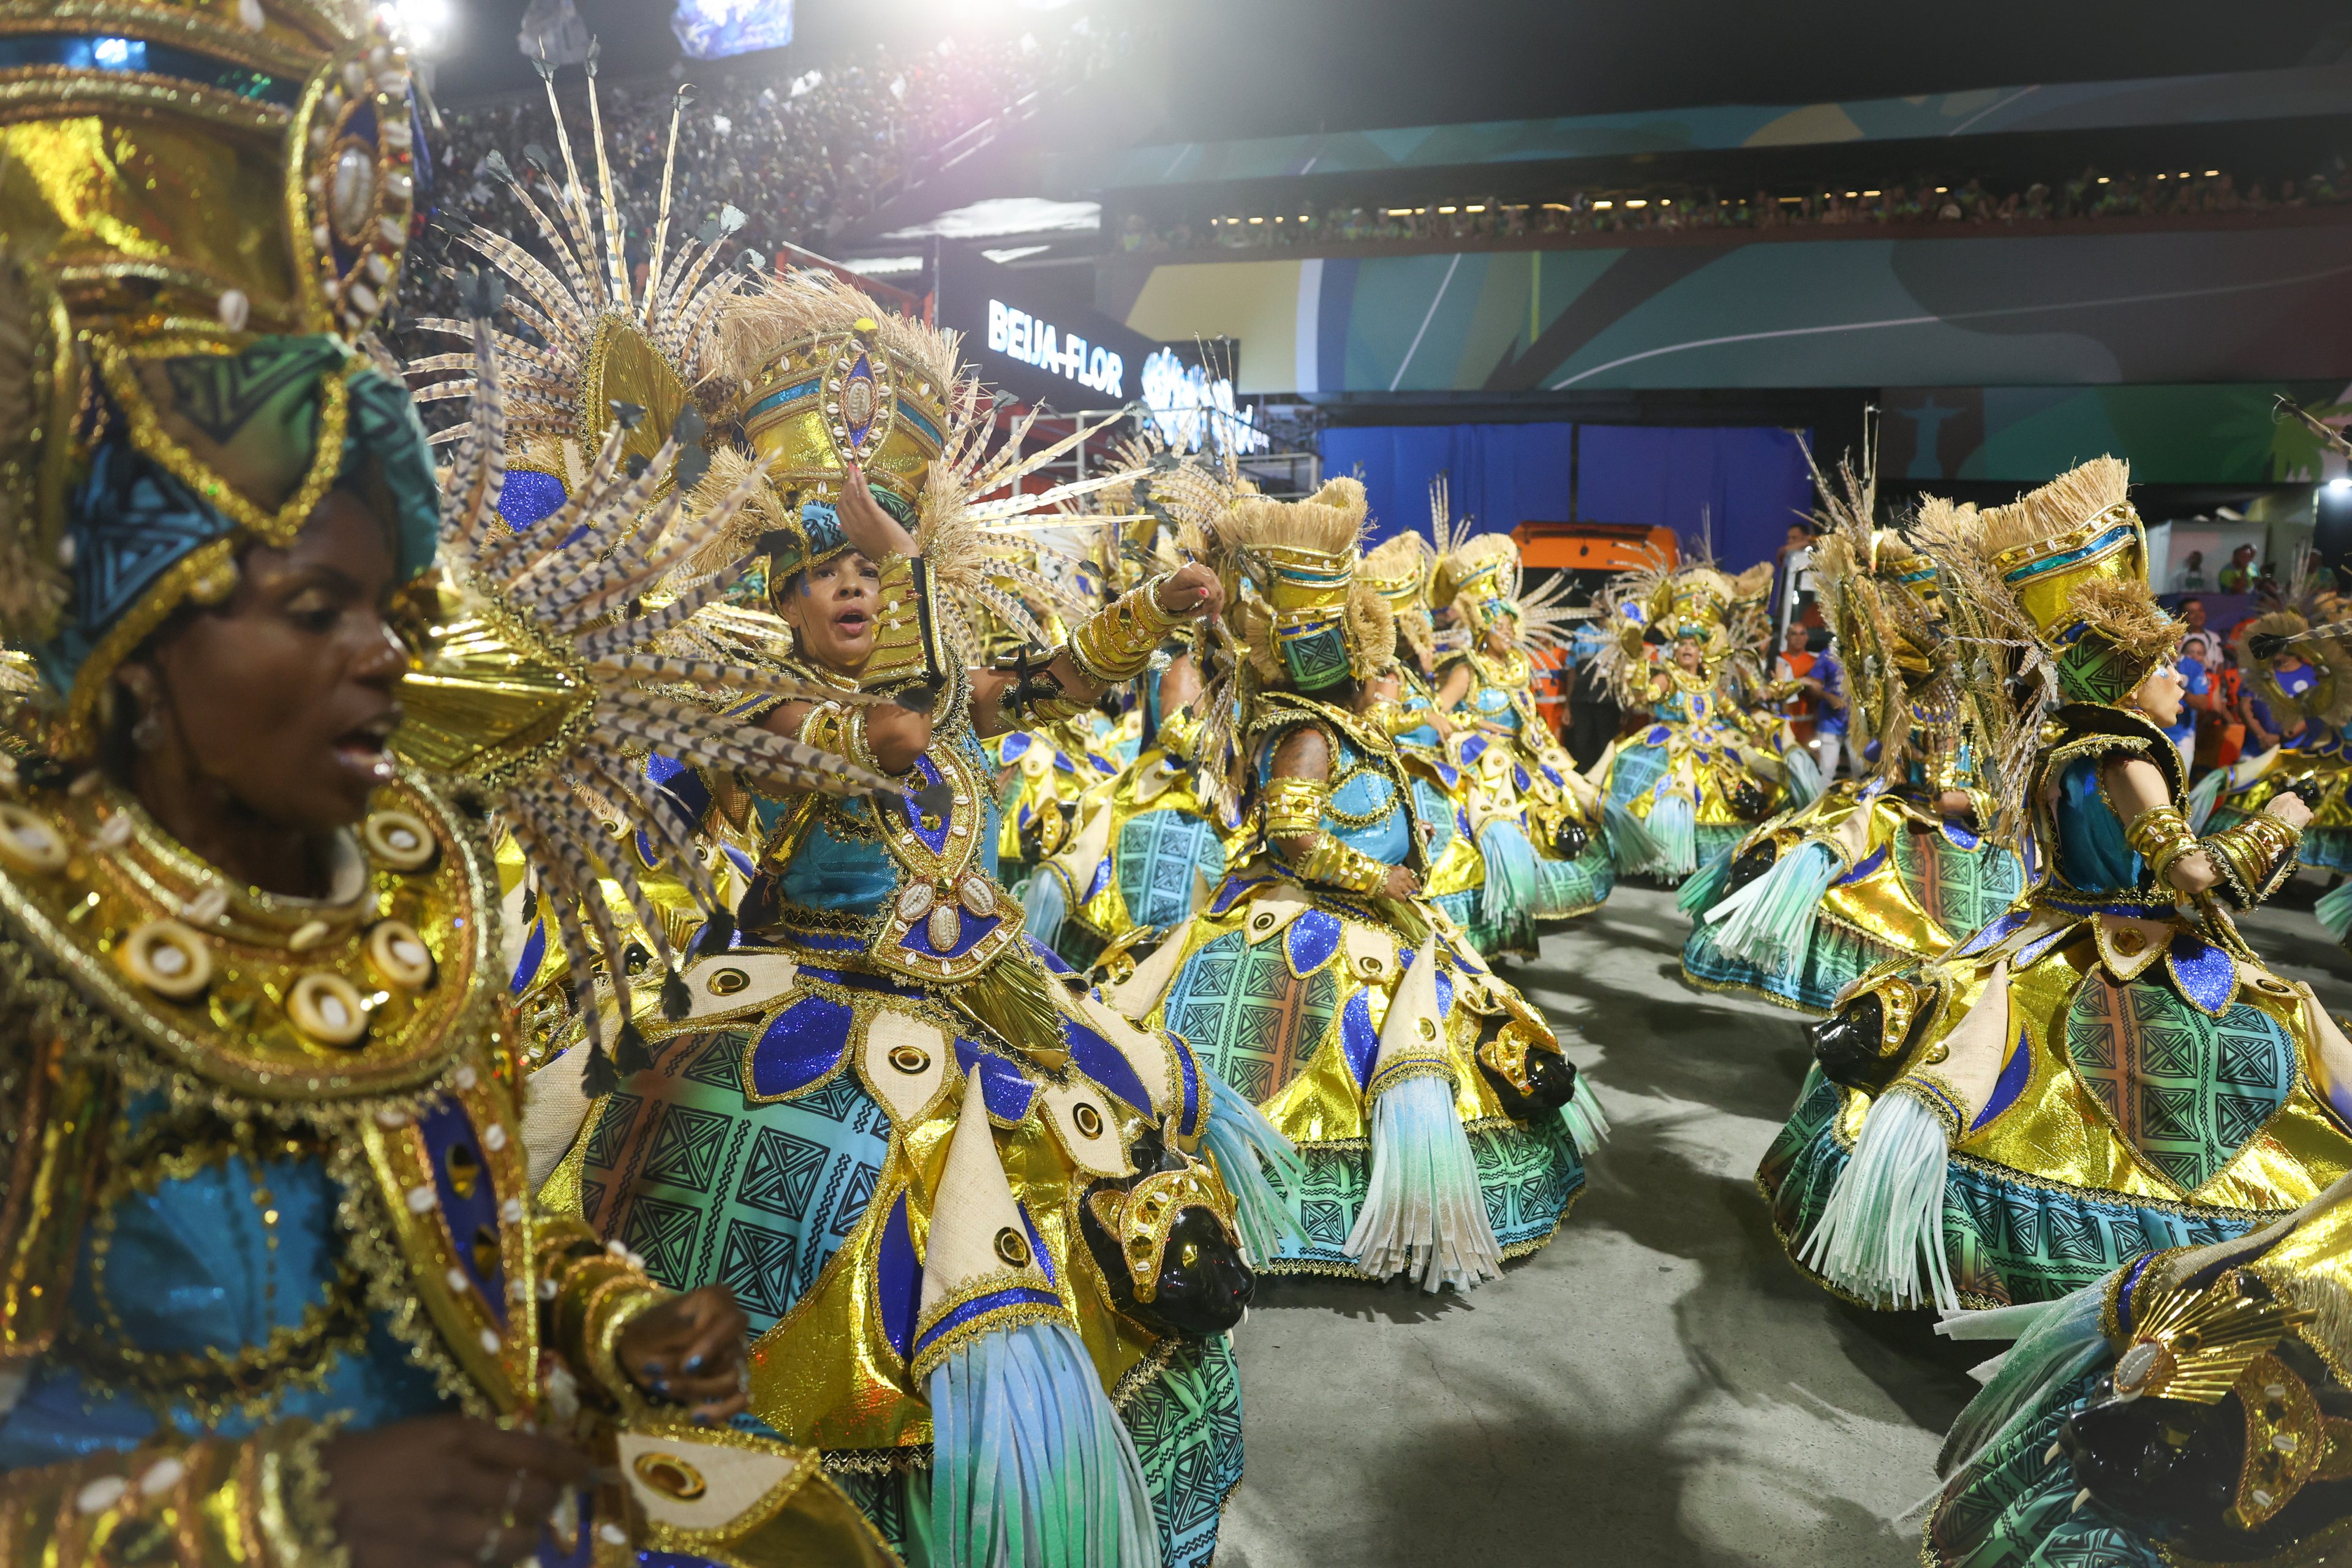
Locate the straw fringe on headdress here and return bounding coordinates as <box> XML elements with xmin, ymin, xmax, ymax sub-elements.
<box><xmin>1978</xmin><ymin>456</ymin><xmax>2130</xmax><ymax>557</ymax></box>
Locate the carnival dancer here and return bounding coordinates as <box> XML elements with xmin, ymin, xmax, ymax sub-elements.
<box><xmin>2191</xmin><ymin>567</ymin><xmax>2352</xmax><ymax>892</ymax></box>
<box><xmin>0</xmin><ymin>17</ymin><xmax>896</xmax><ymax>1562</ymax></box>
<box><xmin>1924</xmin><ymin>1171</ymin><xmax>2352</xmax><ymax>1566</ymax></box>
<box><xmin>1114</xmin><ymin>467</ymin><xmax>1607</xmax><ymax>1292</ymax></box>
<box><xmin>1681</xmin><ymin>475</ymin><xmax>2026</xmax><ymax>1016</ymax></box>
<box><xmin>1591</xmin><ymin>557</ymin><xmax>1815</xmax><ymax>885</ymax></box>
<box><xmin>1761</xmin><ymin>458</ymin><xmax>2352</xmax><ymax>1314</ymax></box>
<box><xmin>1425</xmin><ymin>489</ymin><xmax>1622</xmax><ymax>940</ymax></box>
<box><xmin>522</xmin><ymin>269</ymin><xmax>1297</xmax><ymax>1568</ymax></box>
<box><xmin>1360</xmin><ymin>529</ymin><xmax>1521</xmax><ymax>956</ymax></box>
<box><xmin>1027</xmin><ymin>486</ymin><xmax>1244</xmax><ymax>971</ymax></box>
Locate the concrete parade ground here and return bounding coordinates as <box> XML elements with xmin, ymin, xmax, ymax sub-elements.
<box><xmin>1213</xmin><ymin>879</ymin><xmax>2352</xmax><ymax>1568</ymax></box>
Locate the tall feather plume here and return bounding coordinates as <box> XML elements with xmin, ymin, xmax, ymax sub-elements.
<box><xmin>409</xmin><ymin>247</ymin><xmax>904</xmax><ymax>1093</ymax></box>
<box><xmin>1910</xmin><ymin>495</ymin><xmax>2052</xmax><ymax>847</ymax></box>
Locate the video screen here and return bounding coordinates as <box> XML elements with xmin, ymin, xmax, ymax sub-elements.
<box><xmin>671</xmin><ymin>0</ymin><xmax>794</xmax><ymax>60</ymax></box>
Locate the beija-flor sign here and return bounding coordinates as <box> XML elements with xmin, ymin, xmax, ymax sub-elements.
<box><xmin>986</xmin><ymin>299</ymin><xmax>1128</xmax><ymax>399</ymax></box>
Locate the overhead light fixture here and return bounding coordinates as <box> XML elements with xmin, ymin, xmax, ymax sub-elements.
<box><xmin>1844</xmin><ymin>190</ymin><xmax>1857</xmax><ymax>198</ymax></box>
<box><xmin>1385</xmin><ymin>208</ymin><xmax>1412</xmax><ymax>216</ymax></box>
<box><xmin>1935</xmin><ymin>186</ymin><xmax>1948</xmax><ymax>194</ymax></box>
<box><xmin>1465</xmin><ymin>205</ymin><xmax>1485</xmax><ymax>213</ymax></box>
<box><xmin>2330</xmin><ymin>477</ymin><xmax>2352</xmax><ymax>494</ymax></box>
<box><xmin>1624</xmin><ymin>198</ymin><xmax>1647</xmax><ymax>208</ymax></box>
<box><xmin>2179</xmin><ymin>171</ymin><xmax>2192</xmax><ymax>179</ymax></box>
<box><xmin>1248</xmin><ymin>216</ymin><xmax>1263</xmax><ymax>224</ymax></box>
<box><xmin>2204</xmin><ymin>170</ymin><xmax>2220</xmax><ymax>178</ymax></box>
<box><xmin>1863</xmin><ymin>189</ymin><xmax>1881</xmax><ymax>197</ymax></box>
<box><xmin>1591</xmin><ymin>200</ymin><xmax>1613</xmax><ymax>209</ymax></box>
<box><xmin>1438</xmin><ymin>206</ymin><xmax>1457</xmax><ymax>213</ymax></box>
<box><xmin>2097</xmin><ymin>176</ymin><xmax>2111</xmax><ymax>184</ymax></box>
<box><xmin>2156</xmin><ymin>173</ymin><xmax>2168</xmax><ymax>179</ymax></box>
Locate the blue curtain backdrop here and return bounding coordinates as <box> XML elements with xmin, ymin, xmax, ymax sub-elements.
<box><xmin>1320</xmin><ymin>422</ymin><xmax>1814</xmax><ymax>570</ymax></box>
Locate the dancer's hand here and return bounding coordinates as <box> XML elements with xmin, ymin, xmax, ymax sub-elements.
<box><xmin>323</xmin><ymin>1417</ymin><xmax>591</xmax><ymax>1568</ymax></box>
<box><xmin>617</xmin><ymin>1284</ymin><xmax>752</xmax><ymax>1424</ymax></box>
<box><xmin>837</xmin><ymin>462</ymin><xmax>918</xmax><ymax>561</ymax></box>
<box><xmin>1153</xmin><ymin>564</ymin><xmax>1223</xmax><ymax>620</ymax></box>
<box><xmin>2264</xmin><ymin>791</ymin><xmax>2314</xmax><ymax>831</ymax></box>
<box><xmin>1382</xmin><ymin>865</ymin><xmax>1420</xmax><ymax>899</ymax></box>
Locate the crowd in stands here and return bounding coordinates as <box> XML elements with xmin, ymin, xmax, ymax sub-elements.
<box><xmin>1117</xmin><ymin>157</ymin><xmax>2352</xmax><ymax>252</ymax></box>
<box><xmin>402</xmin><ymin>21</ymin><xmax>1128</xmax><ymax>324</ymax></box>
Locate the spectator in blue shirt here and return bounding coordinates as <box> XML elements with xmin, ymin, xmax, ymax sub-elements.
<box><xmin>2167</xmin><ymin>635</ymin><xmax>2214</xmax><ymax>763</ymax></box>
<box><xmin>1797</xmin><ymin>628</ymin><xmax>1849</xmax><ymax>781</ymax></box>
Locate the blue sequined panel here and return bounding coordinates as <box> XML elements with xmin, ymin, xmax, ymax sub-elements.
<box><xmin>775</xmin><ymin>818</ymin><xmax>899</xmax><ymax>914</ymax></box>
<box><xmin>0</xmin><ymin>1100</ymin><xmax>447</xmax><ymax>1464</ymax></box>
<box><xmin>579</xmin><ymin>1031</ymin><xmax>892</xmax><ymax>1333</ymax></box>
<box><xmin>1115</xmin><ymin>809</ymin><xmax>1226</xmax><ymax>930</ymax></box>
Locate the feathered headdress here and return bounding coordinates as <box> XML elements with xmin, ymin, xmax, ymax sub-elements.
<box><xmin>699</xmin><ymin>268</ymin><xmax>1150</xmax><ymax>685</ymax></box>
<box><xmin>1136</xmin><ymin>459</ymin><xmax>1382</xmax><ymax>816</ymax></box>
<box><xmin>397</xmin><ymin>75</ymin><xmax>911</xmax><ymax>1096</ymax></box>
<box><xmin>1424</xmin><ymin>475</ymin><xmax>1588</xmax><ymax>660</ymax></box>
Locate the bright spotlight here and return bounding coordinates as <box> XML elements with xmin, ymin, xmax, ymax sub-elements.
<box><xmin>2328</xmin><ymin>477</ymin><xmax>2352</xmax><ymax>494</ymax></box>
<box><xmin>377</xmin><ymin>0</ymin><xmax>451</xmax><ymax>53</ymax></box>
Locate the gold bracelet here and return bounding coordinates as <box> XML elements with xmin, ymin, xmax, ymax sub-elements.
<box><xmin>1260</xmin><ymin>774</ymin><xmax>1330</xmax><ymax>839</ymax></box>
<box><xmin>1298</xmin><ymin>831</ymin><xmax>1392</xmax><ymax>894</ymax></box>
<box><xmin>2203</xmin><ymin>813</ymin><xmax>2303</xmax><ymax>906</ymax></box>
<box><xmin>2124</xmin><ymin>804</ymin><xmax>2199</xmax><ymax>887</ymax></box>
<box><xmin>1067</xmin><ymin>575</ymin><xmax>1182</xmax><ymax>687</ymax></box>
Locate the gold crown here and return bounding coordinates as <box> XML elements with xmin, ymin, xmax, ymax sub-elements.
<box><xmin>0</xmin><ymin>0</ymin><xmax>416</xmax><ymax>344</ymax></box>
<box><xmin>723</xmin><ymin>272</ymin><xmax>962</xmax><ymax>528</ymax></box>
<box><xmin>1360</xmin><ymin>532</ymin><xmax>1431</xmax><ymax>609</ymax></box>
<box><xmin>1983</xmin><ymin>458</ymin><xmax>2175</xmax><ymax>705</ymax></box>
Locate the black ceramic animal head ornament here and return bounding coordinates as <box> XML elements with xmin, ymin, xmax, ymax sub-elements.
<box><xmin>1473</xmin><ymin>1011</ymin><xmax>1577</xmax><ymax>1121</ymax></box>
<box><xmin>1080</xmin><ymin>1122</ymin><xmax>1254</xmax><ymax>1338</ymax></box>
<box><xmin>1808</xmin><ymin>974</ymin><xmax>1937</xmax><ymax>1096</ymax></box>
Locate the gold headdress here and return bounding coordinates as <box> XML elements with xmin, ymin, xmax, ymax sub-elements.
<box><xmin>1361</xmin><ymin>530</ymin><xmax>1434</xmax><ymax>669</ymax></box>
<box><xmin>407</xmin><ymin>67</ymin><xmax>752</xmax><ymax>511</ymax></box>
<box><xmin>1134</xmin><ymin>461</ymin><xmax>1382</xmax><ymax>815</ymax></box>
<box><xmin>0</xmin><ymin>1</ymin><xmax>438</xmax><ymax>751</ymax></box>
<box><xmin>1804</xmin><ymin>440</ymin><xmax>1964</xmax><ymax>788</ymax></box>
<box><xmin>0</xmin><ymin>0</ymin><xmax>417</xmax><ymax>342</ymax></box>
<box><xmin>1979</xmin><ymin>457</ymin><xmax>2177</xmax><ymax>710</ymax></box>
<box><xmin>704</xmin><ymin>268</ymin><xmax>1150</xmax><ymax>692</ymax></box>
<box><xmin>1425</xmin><ymin>474</ymin><xmax>1588</xmax><ymax>658</ymax></box>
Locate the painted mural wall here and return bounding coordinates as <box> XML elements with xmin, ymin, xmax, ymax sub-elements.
<box><xmin>1109</xmin><ymin>219</ymin><xmax>2352</xmax><ymax>397</ymax></box>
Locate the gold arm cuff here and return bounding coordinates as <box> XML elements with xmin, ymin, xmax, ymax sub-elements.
<box><xmin>1259</xmin><ymin>774</ymin><xmax>1331</xmax><ymax>839</ymax></box>
<box><xmin>2125</xmin><ymin>804</ymin><xmax>2199</xmax><ymax>887</ymax></box>
<box><xmin>2203</xmin><ymin>812</ymin><xmax>2304</xmax><ymax>908</ymax></box>
<box><xmin>1157</xmin><ymin>707</ymin><xmax>1202</xmax><ymax>761</ymax></box>
<box><xmin>1298</xmin><ymin>832</ymin><xmax>1392</xmax><ymax>895</ymax></box>
<box><xmin>1067</xmin><ymin>576</ymin><xmax>1182</xmax><ymax>688</ymax></box>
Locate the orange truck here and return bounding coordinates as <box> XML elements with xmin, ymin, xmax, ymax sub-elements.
<box><xmin>1510</xmin><ymin>522</ymin><xmax>1681</xmax><ymax>739</ymax></box>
